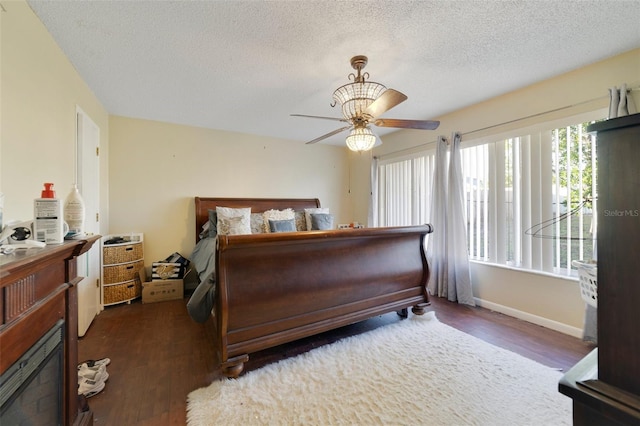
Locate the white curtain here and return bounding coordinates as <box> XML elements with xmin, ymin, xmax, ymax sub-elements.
<box><xmin>368</xmin><ymin>156</ymin><xmax>379</xmax><ymax>227</ymax></box>
<box><xmin>609</xmin><ymin>83</ymin><xmax>637</xmax><ymax>118</ymax></box>
<box><xmin>426</xmin><ymin>133</ymin><xmax>475</xmax><ymax>305</ymax></box>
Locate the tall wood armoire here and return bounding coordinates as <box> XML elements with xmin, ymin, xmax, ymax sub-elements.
<box><xmin>559</xmin><ymin>113</ymin><xmax>640</xmax><ymax>425</ymax></box>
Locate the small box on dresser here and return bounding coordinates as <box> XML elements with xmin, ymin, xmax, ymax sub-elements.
<box><xmin>101</xmin><ymin>233</ymin><xmax>144</xmax><ymax>306</ymax></box>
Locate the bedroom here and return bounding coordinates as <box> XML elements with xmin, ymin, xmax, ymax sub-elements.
<box><xmin>1</xmin><ymin>1</ymin><xmax>639</xmax><ymax>424</ymax></box>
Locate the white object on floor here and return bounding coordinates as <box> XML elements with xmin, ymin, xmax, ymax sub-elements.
<box><xmin>78</xmin><ymin>377</ymin><xmax>106</xmax><ymax>398</ymax></box>
<box><xmin>77</xmin><ymin>357</ymin><xmax>111</xmax><ymax>370</ymax></box>
<box><xmin>78</xmin><ymin>364</ymin><xmax>107</xmax><ymax>382</ymax></box>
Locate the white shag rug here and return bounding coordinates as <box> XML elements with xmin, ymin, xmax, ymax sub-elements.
<box><xmin>187</xmin><ymin>312</ymin><xmax>571</xmax><ymax>426</ymax></box>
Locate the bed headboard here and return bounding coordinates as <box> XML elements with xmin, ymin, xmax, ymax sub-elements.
<box><xmin>194</xmin><ymin>197</ymin><xmax>321</xmax><ymax>240</ymax></box>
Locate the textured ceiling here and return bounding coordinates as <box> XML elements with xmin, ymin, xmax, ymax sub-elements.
<box><xmin>27</xmin><ymin>0</ymin><xmax>640</xmax><ymax>146</ymax></box>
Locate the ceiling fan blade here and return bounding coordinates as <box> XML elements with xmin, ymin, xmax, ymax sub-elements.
<box><xmin>291</xmin><ymin>114</ymin><xmax>349</xmax><ymax>123</ymax></box>
<box><xmin>373</xmin><ymin>118</ymin><xmax>440</xmax><ymax>130</ymax></box>
<box><xmin>364</xmin><ymin>89</ymin><xmax>408</xmax><ymax>119</ymax></box>
<box><xmin>305</xmin><ymin>126</ymin><xmax>352</xmax><ymax>145</ymax></box>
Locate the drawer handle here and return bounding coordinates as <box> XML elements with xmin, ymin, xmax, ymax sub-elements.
<box><xmin>126</xmin><ymin>265</ymin><xmax>134</xmax><ymax>270</ymax></box>
<box><xmin>127</xmin><ymin>284</ymin><xmax>134</xmax><ymax>289</ymax></box>
<box><xmin>125</xmin><ymin>247</ymin><xmax>133</xmax><ymax>251</ymax></box>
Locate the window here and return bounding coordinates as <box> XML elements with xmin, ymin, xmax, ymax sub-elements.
<box><xmin>376</xmin><ymin>111</ymin><xmax>602</xmax><ymax>277</ymax></box>
<box><xmin>377</xmin><ymin>153</ymin><xmax>435</xmax><ymax>227</ymax></box>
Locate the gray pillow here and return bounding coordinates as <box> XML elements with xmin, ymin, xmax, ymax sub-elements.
<box><xmin>269</xmin><ymin>219</ymin><xmax>297</xmax><ymax>233</ymax></box>
<box><xmin>311</xmin><ymin>213</ymin><xmax>334</xmax><ymax>230</ymax></box>
<box><xmin>199</xmin><ymin>222</ymin><xmax>210</xmax><ymax>240</ymax></box>
<box><xmin>207</xmin><ymin>209</ymin><xmax>218</xmax><ymax>238</ymax></box>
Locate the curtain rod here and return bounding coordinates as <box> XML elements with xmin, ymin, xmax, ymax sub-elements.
<box><xmin>465</xmin><ymin>86</ymin><xmax>638</xmax><ymax>137</ymax></box>
<box><xmin>376</xmin><ymin>85</ymin><xmax>639</xmax><ymax>159</ymax></box>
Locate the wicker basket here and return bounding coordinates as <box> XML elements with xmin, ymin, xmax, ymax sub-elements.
<box><xmin>103</xmin><ymin>260</ymin><xmax>144</xmax><ymax>285</ymax></box>
<box><xmin>103</xmin><ymin>242</ymin><xmax>144</xmax><ymax>265</ymax></box>
<box><xmin>573</xmin><ymin>260</ymin><xmax>597</xmax><ymax>308</ymax></box>
<box><xmin>103</xmin><ymin>279</ymin><xmax>141</xmax><ymax>305</ymax></box>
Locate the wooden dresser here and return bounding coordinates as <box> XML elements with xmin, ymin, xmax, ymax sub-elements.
<box><xmin>559</xmin><ymin>113</ymin><xmax>640</xmax><ymax>425</ymax></box>
<box><xmin>0</xmin><ymin>236</ymin><xmax>100</xmax><ymax>426</ymax></box>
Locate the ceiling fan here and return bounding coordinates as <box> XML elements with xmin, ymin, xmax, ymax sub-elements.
<box><xmin>292</xmin><ymin>55</ymin><xmax>440</xmax><ymax>152</ymax></box>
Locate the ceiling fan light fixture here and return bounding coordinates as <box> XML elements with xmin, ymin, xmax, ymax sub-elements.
<box><xmin>345</xmin><ymin>126</ymin><xmax>376</xmax><ymax>152</ymax></box>
<box><xmin>332</xmin><ymin>81</ymin><xmax>386</xmax><ymax>120</ymax></box>
<box><xmin>293</xmin><ymin>55</ymin><xmax>439</xmax><ymax>148</ymax></box>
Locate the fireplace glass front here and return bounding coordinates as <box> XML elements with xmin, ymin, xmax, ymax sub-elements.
<box><xmin>0</xmin><ymin>320</ymin><xmax>64</xmax><ymax>426</ymax></box>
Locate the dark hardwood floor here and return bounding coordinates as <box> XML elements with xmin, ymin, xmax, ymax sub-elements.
<box><xmin>78</xmin><ymin>295</ymin><xmax>594</xmax><ymax>425</ymax></box>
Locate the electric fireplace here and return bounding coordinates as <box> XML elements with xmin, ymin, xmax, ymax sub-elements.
<box><xmin>0</xmin><ymin>236</ymin><xmax>100</xmax><ymax>425</ymax></box>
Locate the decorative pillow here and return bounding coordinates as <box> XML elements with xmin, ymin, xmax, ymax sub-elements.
<box><xmin>269</xmin><ymin>219</ymin><xmax>297</xmax><ymax>233</ymax></box>
<box><xmin>216</xmin><ymin>207</ymin><xmax>251</xmax><ymax>235</ymax></box>
<box><xmin>217</xmin><ymin>217</ymin><xmax>246</xmax><ymax>235</ymax></box>
<box><xmin>294</xmin><ymin>211</ymin><xmax>307</xmax><ymax>231</ymax></box>
<box><xmin>250</xmin><ymin>213</ymin><xmax>265</xmax><ymax>234</ymax></box>
<box><xmin>311</xmin><ymin>213</ymin><xmax>334</xmax><ymax>230</ymax></box>
<box><xmin>304</xmin><ymin>208</ymin><xmax>329</xmax><ymax>231</ymax></box>
<box><xmin>263</xmin><ymin>208</ymin><xmax>295</xmax><ymax>233</ymax></box>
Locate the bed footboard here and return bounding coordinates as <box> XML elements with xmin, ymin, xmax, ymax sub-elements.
<box><xmin>215</xmin><ymin>225</ymin><xmax>432</xmax><ymax>377</ymax></box>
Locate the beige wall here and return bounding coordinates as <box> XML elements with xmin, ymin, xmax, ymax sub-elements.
<box><xmin>1</xmin><ymin>1</ymin><xmax>110</xmax><ymax>233</ymax></box>
<box><xmin>352</xmin><ymin>48</ymin><xmax>640</xmax><ymax>335</ymax></box>
<box><xmin>108</xmin><ymin>116</ymin><xmax>351</xmax><ymax>264</ymax></box>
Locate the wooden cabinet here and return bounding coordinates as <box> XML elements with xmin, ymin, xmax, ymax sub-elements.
<box><xmin>0</xmin><ymin>236</ymin><xmax>100</xmax><ymax>426</ymax></box>
<box><xmin>101</xmin><ymin>233</ymin><xmax>144</xmax><ymax>306</ymax></box>
<box><xmin>559</xmin><ymin>113</ymin><xmax>640</xmax><ymax>425</ymax></box>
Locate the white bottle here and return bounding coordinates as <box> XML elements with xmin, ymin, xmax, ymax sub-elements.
<box><xmin>34</xmin><ymin>183</ymin><xmax>64</xmax><ymax>244</ymax></box>
<box><xmin>64</xmin><ymin>184</ymin><xmax>85</xmax><ymax>236</ymax></box>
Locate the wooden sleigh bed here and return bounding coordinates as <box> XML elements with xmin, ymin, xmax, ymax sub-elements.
<box><xmin>193</xmin><ymin>197</ymin><xmax>433</xmax><ymax>378</ymax></box>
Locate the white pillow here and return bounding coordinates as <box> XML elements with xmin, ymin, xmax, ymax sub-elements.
<box><xmin>263</xmin><ymin>208</ymin><xmax>295</xmax><ymax>233</ymax></box>
<box><xmin>216</xmin><ymin>207</ymin><xmax>251</xmax><ymax>235</ymax></box>
<box><xmin>304</xmin><ymin>207</ymin><xmax>329</xmax><ymax>231</ymax></box>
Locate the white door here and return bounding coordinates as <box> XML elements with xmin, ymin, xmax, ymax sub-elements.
<box><xmin>76</xmin><ymin>107</ymin><xmax>101</xmax><ymax>337</ymax></box>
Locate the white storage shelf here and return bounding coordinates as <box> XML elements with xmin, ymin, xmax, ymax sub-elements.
<box><xmin>101</xmin><ymin>233</ymin><xmax>144</xmax><ymax>306</ymax></box>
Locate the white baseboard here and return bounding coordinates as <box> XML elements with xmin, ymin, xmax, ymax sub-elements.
<box><xmin>474</xmin><ymin>297</ymin><xmax>584</xmax><ymax>338</ymax></box>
